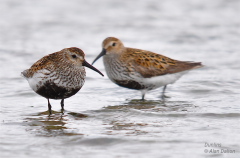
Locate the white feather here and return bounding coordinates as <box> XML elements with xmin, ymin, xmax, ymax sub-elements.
<box><xmin>138</xmin><ymin>70</ymin><xmax>189</xmax><ymax>90</ymax></box>
<box><xmin>26</xmin><ymin>69</ymin><xmax>51</xmax><ymax>92</ymax></box>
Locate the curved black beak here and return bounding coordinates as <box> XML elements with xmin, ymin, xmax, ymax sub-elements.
<box><xmin>82</xmin><ymin>60</ymin><xmax>104</xmax><ymax>76</ymax></box>
<box><xmin>92</xmin><ymin>48</ymin><xmax>106</xmax><ymax>65</ymax></box>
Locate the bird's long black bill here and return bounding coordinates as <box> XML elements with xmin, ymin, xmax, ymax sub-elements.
<box><xmin>91</xmin><ymin>48</ymin><xmax>106</xmax><ymax>65</ymax></box>
<box><xmin>82</xmin><ymin>60</ymin><xmax>104</xmax><ymax>76</ymax></box>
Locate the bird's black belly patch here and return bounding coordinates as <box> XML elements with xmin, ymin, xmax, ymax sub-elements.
<box><xmin>36</xmin><ymin>82</ymin><xmax>80</xmax><ymax>99</ymax></box>
<box><xmin>114</xmin><ymin>80</ymin><xmax>146</xmax><ymax>90</ymax></box>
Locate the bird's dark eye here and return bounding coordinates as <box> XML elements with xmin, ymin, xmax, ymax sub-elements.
<box><xmin>72</xmin><ymin>55</ymin><xmax>77</xmax><ymax>58</ymax></box>
<box><xmin>112</xmin><ymin>43</ymin><xmax>116</xmax><ymax>46</ymax></box>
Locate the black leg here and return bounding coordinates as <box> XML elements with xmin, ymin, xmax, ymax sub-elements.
<box><xmin>161</xmin><ymin>85</ymin><xmax>167</xmax><ymax>99</ymax></box>
<box><xmin>162</xmin><ymin>85</ymin><xmax>167</xmax><ymax>95</ymax></box>
<box><xmin>141</xmin><ymin>93</ymin><xmax>145</xmax><ymax>101</ymax></box>
<box><xmin>48</xmin><ymin>99</ymin><xmax>52</xmax><ymax>115</ymax></box>
<box><xmin>61</xmin><ymin>99</ymin><xmax>64</xmax><ymax>111</ymax></box>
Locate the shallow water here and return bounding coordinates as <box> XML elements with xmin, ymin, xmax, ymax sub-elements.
<box><xmin>0</xmin><ymin>0</ymin><xmax>240</xmax><ymax>157</ymax></box>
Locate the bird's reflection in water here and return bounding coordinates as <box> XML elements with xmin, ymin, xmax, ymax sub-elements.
<box><xmin>25</xmin><ymin>110</ymin><xmax>85</xmax><ymax>137</ymax></box>
<box><xmin>100</xmin><ymin>99</ymin><xmax>196</xmax><ymax>136</ymax></box>
<box><xmin>104</xmin><ymin>99</ymin><xmax>195</xmax><ymax>112</ymax></box>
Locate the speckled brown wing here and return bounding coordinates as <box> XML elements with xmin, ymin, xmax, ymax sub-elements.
<box><xmin>122</xmin><ymin>48</ymin><xmax>202</xmax><ymax>78</ymax></box>
<box><xmin>23</xmin><ymin>52</ymin><xmax>58</xmax><ymax>78</ymax></box>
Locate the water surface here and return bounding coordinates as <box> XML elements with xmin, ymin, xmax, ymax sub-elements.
<box><xmin>0</xmin><ymin>0</ymin><xmax>240</xmax><ymax>158</ymax></box>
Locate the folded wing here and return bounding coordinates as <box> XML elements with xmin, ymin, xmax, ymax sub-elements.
<box><xmin>123</xmin><ymin>48</ymin><xmax>202</xmax><ymax>78</ymax></box>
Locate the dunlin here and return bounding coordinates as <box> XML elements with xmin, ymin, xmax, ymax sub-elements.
<box><xmin>92</xmin><ymin>37</ymin><xmax>202</xmax><ymax>100</ymax></box>
<box><xmin>22</xmin><ymin>47</ymin><xmax>104</xmax><ymax>114</ymax></box>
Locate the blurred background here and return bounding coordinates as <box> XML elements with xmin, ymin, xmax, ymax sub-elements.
<box><xmin>0</xmin><ymin>0</ymin><xmax>239</xmax><ymax>158</ymax></box>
